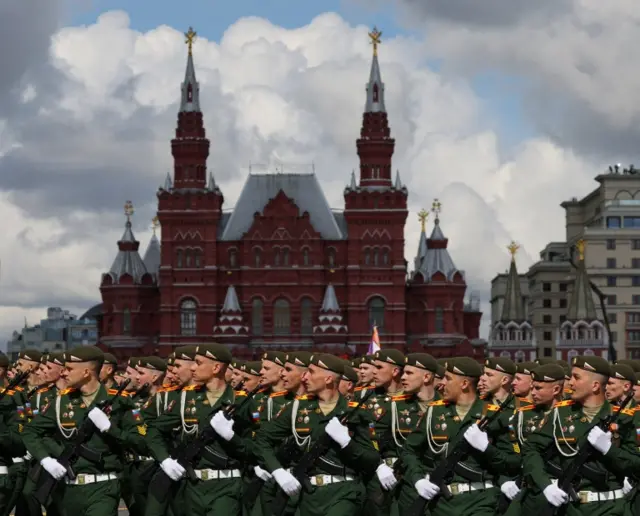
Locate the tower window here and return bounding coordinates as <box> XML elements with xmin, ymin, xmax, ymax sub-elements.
<box><xmin>229</xmin><ymin>249</ymin><xmax>237</xmax><ymax>268</ymax></box>
<box><xmin>123</xmin><ymin>308</ymin><xmax>131</xmax><ymax>334</ymax></box>
<box><xmin>368</xmin><ymin>297</ymin><xmax>385</xmax><ymax>333</ymax></box>
<box><xmin>301</xmin><ymin>298</ymin><xmax>313</xmax><ymax>335</ymax></box>
<box><xmin>328</xmin><ymin>248</ymin><xmax>336</xmax><ymax>268</ymax></box>
<box><xmin>185</xmin><ymin>249</ymin><xmax>192</xmax><ymax>267</ymax></box>
<box><xmin>187</xmin><ymin>83</ymin><xmax>193</xmax><ymax>102</ymax></box>
<box><xmin>365</xmin><ymin>249</ymin><xmax>371</xmax><ymax>265</ymax></box>
<box><xmin>177</xmin><ymin>249</ymin><xmax>183</xmax><ymax>268</ymax></box>
<box><xmin>302</xmin><ymin>248</ymin><xmax>310</xmax><ymax>266</ymax></box>
<box><xmin>283</xmin><ymin>248</ymin><xmax>290</xmax><ymax>266</ymax></box>
<box><xmin>373</xmin><ymin>83</ymin><xmax>379</xmax><ymax>102</ymax></box>
<box><xmin>274</xmin><ymin>299</ymin><xmax>291</xmax><ymax>335</ymax></box>
<box><xmin>254</xmin><ymin>249</ymin><xmax>261</xmax><ymax>268</ymax></box>
<box><xmin>434</xmin><ymin>307</ymin><xmax>444</xmax><ymax>333</ymax></box>
<box><xmin>180</xmin><ymin>299</ymin><xmax>197</xmax><ymax>336</ymax></box>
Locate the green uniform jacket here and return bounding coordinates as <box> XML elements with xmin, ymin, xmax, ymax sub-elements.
<box><xmin>401</xmin><ymin>396</ymin><xmax>517</xmax><ymax>486</ymax></box>
<box><xmin>21</xmin><ymin>384</ymin><xmax>136</xmax><ymax>474</ymax></box>
<box><xmin>253</xmin><ymin>394</ymin><xmax>380</xmax><ymax>477</ymax></box>
<box><xmin>521</xmin><ymin>399</ymin><xmax>635</xmax><ymax>494</ymax></box>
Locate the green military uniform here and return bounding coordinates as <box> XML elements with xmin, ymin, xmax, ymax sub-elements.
<box><xmin>522</xmin><ymin>356</ymin><xmax>635</xmax><ymax>516</ymax></box>
<box><xmin>22</xmin><ymin>346</ymin><xmax>137</xmax><ymax>516</ymax></box>
<box><xmin>341</xmin><ymin>362</ymin><xmax>359</xmax><ymax>402</ymax></box>
<box><xmin>401</xmin><ymin>357</ymin><xmax>517</xmax><ymax>516</ymax></box>
<box><xmin>146</xmin><ymin>344</ymin><xmax>247</xmax><ymax>516</ymax></box>
<box><xmin>253</xmin><ymin>353</ymin><xmax>380</xmax><ymax>516</ymax></box>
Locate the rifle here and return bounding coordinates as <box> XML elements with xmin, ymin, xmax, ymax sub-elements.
<box><xmin>541</xmin><ymin>392</ymin><xmax>634</xmax><ymax>516</ymax></box>
<box><xmin>131</xmin><ymin>383</ymin><xmax>151</xmax><ymax>399</ymax></box>
<box><xmin>407</xmin><ymin>394</ymin><xmax>514</xmax><ymax>516</ymax></box>
<box><xmin>0</xmin><ymin>368</ymin><xmax>33</xmax><ymax>402</ymax></box>
<box><xmin>34</xmin><ymin>378</ymin><xmax>132</xmax><ymax>504</ymax></box>
<box><xmin>149</xmin><ymin>381</ymin><xmax>264</xmax><ymax>495</ymax></box>
<box><xmin>270</xmin><ymin>389</ymin><xmax>376</xmax><ymax>516</ymax></box>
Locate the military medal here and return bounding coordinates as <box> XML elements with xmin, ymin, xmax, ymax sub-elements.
<box><xmin>80</xmin><ymin>403</ymin><xmax>86</xmax><ymax>408</ymax></box>
<box><xmin>406</xmin><ymin>418</ymin><xmax>411</xmax><ymax>425</ymax></box>
<box><xmin>304</xmin><ymin>416</ymin><xmax>310</xmax><ymax>424</ymax></box>
<box><xmin>452</xmin><ymin>416</ymin><xmax>460</xmax><ymax>422</ymax></box>
<box><xmin>69</xmin><ymin>411</ymin><xmax>74</xmax><ymax>418</ymax></box>
<box><xmin>569</xmin><ymin>425</ymin><xmax>575</xmax><ymax>433</ymax></box>
<box><xmin>441</xmin><ymin>423</ymin><xmax>447</xmax><ymax>431</ymax></box>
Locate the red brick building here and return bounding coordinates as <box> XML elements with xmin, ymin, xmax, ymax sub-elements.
<box><xmin>97</xmin><ymin>34</ymin><xmax>485</xmax><ymax>361</ymax></box>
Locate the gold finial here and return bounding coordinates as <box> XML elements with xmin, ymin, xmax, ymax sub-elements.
<box><xmin>124</xmin><ymin>200</ymin><xmax>134</xmax><ymax>221</ymax></box>
<box><xmin>507</xmin><ymin>241</ymin><xmax>519</xmax><ymax>260</ymax></box>
<box><xmin>368</xmin><ymin>26</ymin><xmax>382</xmax><ymax>57</ymax></box>
<box><xmin>185</xmin><ymin>27</ymin><xmax>197</xmax><ymax>56</ymax></box>
<box><xmin>418</xmin><ymin>209</ymin><xmax>429</xmax><ymax>232</ymax></box>
<box><xmin>151</xmin><ymin>216</ymin><xmax>160</xmax><ymax>235</ymax></box>
<box><xmin>576</xmin><ymin>239</ymin><xmax>586</xmax><ymax>261</ymax></box>
<box><xmin>431</xmin><ymin>198</ymin><xmax>442</xmax><ymax>220</ymax></box>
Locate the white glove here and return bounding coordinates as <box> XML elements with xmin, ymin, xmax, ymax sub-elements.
<box><xmin>501</xmin><ymin>480</ymin><xmax>520</xmax><ymax>500</ymax></box>
<box><xmin>254</xmin><ymin>465</ymin><xmax>272</xmax><ymax>482</ymax></box>
<box><xmin>587</xmin><ymin>426</ymin><xmax>612</xmax><ymax>455</ymax></box>
<box><xmin>88</xmin><ymin>408</ymin><xmax>111</xmax><ymax>433</ymax></box>
<box><xmin>623</xmin><ymin>477</ymin><xmax>633</xmax><ymax>495</ymax></box>
<box><xmin>325</xmin><ymin>417</ymin><xmax>351</xmax><ymax>448</ymax></box>
<box><xmin>376</xmin><ymin>463</ymin><xmax>398</xmax><ymax>490</ymax></box>
<box><xmin>415</xmin><ymin>474</ymin><xmax>440</xmax><ymax>500</ymax></box>
<box><xmin>160</xmin><ymin>458</ymin><xmax>186</xmax><ymax>481</ymax></box>
<box><xmin>210</xmin><ymin>411</ymin><xmax>234</xmax><ymax>441</ymax></box>
<box><xmin>272</xmin><ymin>468</ymin><xmax>301</xmax><ymax>496</ymax></box>
<box><xmin>543</xmin><ymin>484</ymin><xmax>568</xmax><ymax>507</ymax></box>
<box><xmin>464</xmin><ymin>424</ymin><xmax>489</xmax><ymax>452</ymax></box>
<box><xmin>40</xmin><ymin>457</ymin><xmax>67</xmax><ymax>480</ymax></box>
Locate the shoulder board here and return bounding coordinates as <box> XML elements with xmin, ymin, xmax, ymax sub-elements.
<box><xmin>621</xmin><ymin>408</ymin><xmax>635</xmax><ymax>416</ymax></box>
<box><xmin>428</xmin><ymin>400</ymin><xmax>447</xmax><ymax>407</ymax></box>
<box><xmin>37</xmin><ymin>386</ymin><xmax>52</xmax><ymax>394</ymax></box>
<box><xmin>235</xmin><ymin>390</ymin><xmax>248</xmax><ymax>397</ymax></box>
<box><xmin>479</xmin><ymin>394</ymin><xmax>488</xmax><ymax>401</ymax></box>
<box><xmin>5</xmin><ymin>390</ymin><xmax>15</xmax><ymax>396</ymax></box>
<box><xmin>553</xmin><ymin>400</ymin><xmax>574</xmax><ymax>408</ymax></box>
<box><xmin>634</xmin><ymin>406</ymin><xmax>640</xmax><ymax>413</ymax></box>
<box><xmin>518</xmin><ymin>397</ymin><xmax>530</xmax><ymax>403</ymax></box>
<box><xmin>270</xmin><ymin>390</ymin><xmax>288</xmax><ymax>398</ymax></box>
<box><xmin>295</xmin><ymin>394</ymin><xmax>314</xmax><ymax>400</ymax></box>
<box><xmin>391</xmin><ymin>394</ymin><xmax>413</xmax><ymax>402</ymax></box>
<box><xmin>108</xmin><ymin>388</ymin><xmax>130</xmax><ymax>397</ymax></box>
<box><xmin>354</xmin><ymin>386</ymin><xmax>365</xmax><ymax>392</ymax></box>
<box><xmin>348</xmin><ymin>401</ymin><xmax>359</xmax><ymax>408</ymax></box>
<box><xmin>257</xmin><ymin>387</ymin><xmax>269</xmax><ymax>394</ymax></box>
<box><xmin>612</xmin><ymin>405</ymin><xmax>620</xmax><ymax>412</ymax></box>
<box><xmin>15</xmin><ymin>386</ymin><xmax>24</xmax><ymax>392</ymax></box>
<box><xmin>519</xmin><ymin>404</ymin><xmax>535</xmax><ymax>412</ymax></box>
<box><xmin>59</xmin><ymin>388</ymin><xmax>76</xmax><ymax>396</ymax></box>
<box><xmin>182</xmin><ymin>384</ymin><xmax>199</xmax><ymax>391</ymax></box>
<box><xmin>158</xmin><ymin>385</ymin><xmax>179</xmax><ymax>393</ymax></box>
<box><xmin>486</xmin><ymin>404</ymin><xmax>500</xmax><ymax>411</ymax></box>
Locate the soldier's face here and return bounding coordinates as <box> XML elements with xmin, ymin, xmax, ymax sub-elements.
<box><xmin>191</xmin><ymin>356</ymin><xmax>221</xmax><ymax>383</ymax></box>
<box><xmin>338</xmin><ymin>379</ymin><xmax>353</xmax><ymax>397</ymax></box>
<box><xmin>136</xmin><ymin>366</ymin><xmax>160</xmax><ymax>388</ymax></box>
<box><xmin>61</xmin><ymin>362</ymin><xmax>93</xmax><ymax>388</ymax></box>
<box><xmin>605</xmin><ymin>378</ymin><xmax>630</xmax><ymax>402</ymax></box>
<box><xmin>243</xmin><ymin>374</ymin><xmax>261</xmax><ymax>391</ymax></box>
<box><xmin>302</xmin><ymin>364</ymin><xmax>333</xmax><ymax>394</ymax></box>
<box><xmin>358</xmin><ymin>363</ymin><xmax>375</xmax><ymax>384</ymax></box>
<box><xmin>479</xmin><ymin>369</ymin><xmax>508</xmax><ymax>396</ymax></box>
<box><xmin>531</xmin><ymin>381</ymin><xmax>560</xmax><ymax>406</ymax></box>
<box><xmin>512</xmin><ymin>373</ymin><xmax>532</xmax><ymax>397</ymax></box>
<box><xmin>261</xmin><ymin>360</ymin><xmax>283</xmax><ymax>387</ymax></box>
<box><xmin>230</xmin><ymin>368</ymin><xmax>244</xmax><ymax>388</ymax></box>
<box><xmin>634</xmin><ymin>384</ymin><xmax>640</xmax><ymax>402</ymax></box>
<box><xmin>281</xmin><ymin>362</ymin><xmax>305</xmax><ymax>392</ymax></box>
<box><xmin>569</xmin><ymin>368</ymin><xmax>605</xmax><ymax>402</ymax></box>
<box><xmin>373</xmin><ymin>360</ymin><xmax>397</xmax><ymax>388</ymax></box>
<box><xmin>99</xmin><ymin>364</ymin><xmax>114</xmax><ymax>383</ymax></box>
<box><xmin>401</xmin><ymin>365</ymin><xmax>428</xmax><ymax>394</ymax></box>
<box><xmin>442</xmin><ymin>372</ymin><xmax>462</xmax><ymax>402</ymax></box>
<box><xmin>41</xmin><ymin>362</ymin><xmax>63</xmax><ymax>384</ymax></box>
<box><xmin>174</xmin><ymin>359</ymin><xmax>195</xmax><ymax>385</ymax></box>
<box><xmin>125</xmin><ymin>366</ymin><xmax>138</xmax><ymax>381</ymax></box>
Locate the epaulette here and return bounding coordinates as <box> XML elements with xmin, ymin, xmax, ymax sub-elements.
<box><xmin>428</xmin><ymin>400</ymin><xmax>447</xmax><ymax>406</ymax></box>
<box><xmin>257</xmin><ymin>387</ymin><xmax>269</xmax><ymax>394</ymax></box>
<box><xmin>158</xmin><ymin>385</ymin><xmax>179</xmax><ymax>393</ymax></box>
<box><xmin>519</xmin><ymin>404</ymin><xmax>535</xmax><ymax>412</ymax></box>
<box><xmin>486</xmin><ymin>404</ymin><xmax>500</xmax><ymax>411</ymax></box>
<box><xmin>37</xmin><ymin>386</ymin><xmax>52</xmax><ymax>394</ymax></box>
<box><xmin>553</xmin><ymin>400</ymin><xmax>574</xmax><ymax>408</ymax></box>
<box><xmin>295</xmin><ymin>394</ymin><xmax>314</xmax><ymax>400</ymax></box>
<box><xmin>354</xmin><ymin>386</ymin><xmax>366</xmax><ymax>392</ymax></box>
<box><xmin>15</xmin><ymin>386</ymin><xmax>24</xmax><ymax>392</ymax></box>
<box><xmin>108</xmin><ymin>388</ymin><xmax>130</xmax><ymax>397</ymax></box>
<box><xmin>391</xmin><ymin>394</ymin><xmax>413</xmax><ymax>402</ymax></box>
<box><xmin>612</xmin><ymin>405</ymin><xmax>620</xmax><ymax>412</ymax></box>
<box><xmin>59</xmin><ymin>388</ymin><xmax>76</xmax><ymax>395</ymax></box>
<box><xmin>5</xmin><ymin>390</ymin><xmax>15</xmax><ymax>396</ymax></box>
<box><xmin>518</xmin><ymin>397</ymin><xmax>530</xmax><ymax>403</ymax></box>
<box><xmin>621</xmin><ymin>408</ymin><xmax>635</xmax><ymax>417</ymax></box>
<box><xmin>235</xmin><ymin>390</ymin><xmax>248</xmax><ymax>397</ymax></box>
<box><xmin>182</xmin><ymin>384</ymin><xmax>199</xmax><ymax>391</ymax></box>
<box><xmin>270</xmin><ymin>390</ymin><xmax>288</xmax><ymax>398</ymax></box>
<box><xmin>348</xmin><ymin>401</ymin><xmax>359</xmax><ymax>408</ymax></box>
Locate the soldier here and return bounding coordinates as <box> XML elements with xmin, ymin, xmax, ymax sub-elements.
<box><xmin>512</xmin><ymin>362</ymin><xmax>536</xmax><ymax>401</ymax></box>
<box><xmin>605</xmin><ymin>363</ymin><xmax>635</xmax><ymax>406</ymax></box>
<box><xmin>0</xmin><ymin>353</ymin><xmax>9</xmax><ymax>388</ymax></box>
<box><xmin>21</xmin><ymin>346</ymin><xmax>136</xmax><ymax>516</ymax></box>
<box><xmin>241</xmin><ymin>362</ymin><xmax>262</xmax><ymax>392</ymax></box>
<box><xmin>521</xmin><ymin>356</ymin><xmax>634</xmax><ymax>514</ymax></box>
<box><xmin>479</xmin><ymin>357</ymin><xmax>517</xmax><ymax>405</ymax></box>
<box><xmin>259</xmin><ymin>352</ymin><xmax>289</xmax><ymax>420</ymax></box>
<box><xmin>401</xmin><ymin>357</ymin><xmax>516</xmax><ymax>516</ymax></box>
<box><xmin>502</xmin><ymin>363</ymin><xmax>566</xmax><ymax>513</ymax></box>
<box><xmin>147</xmin><ymin>343</ymin><xmax>246</xmax><ymax>516</ymax></box>
<box><xmin>229</xmin><ymin>359</ymin><xmax>245</xmax><ymax>390</ymax></box>
<box><xmin>100</xmin><ymin>354</ymin><xmax>118</xmax><ymax>389</ymax></box>
<box><xmin>634</xmin><ymin>372</ymin><xmax>640</xmax><ymax>405</ymax></box>
<box><xmin>356</xmin><ymin>355</ymin><xmax>376</xmax><ymax>397</ymax></box>
<box><xmin>434</xmin><ymin>363</ymin><xmax>445</xmax><ymax>393</ymax></box>
<box><xmin>556</xmin><ymin>360</ymin><xmax>574</xmax><ymax>399</ymax></box>
<box><xmin>252</xmin><ymin>353</ymin><xmax>379</xmax><ymax>516</ymax></box>
<box><xmin>339</xmin><ymin>363</ymin><xmax>357</xmax><ymax>400</ymax></box>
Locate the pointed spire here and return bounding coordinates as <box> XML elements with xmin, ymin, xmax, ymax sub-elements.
<box><xmin>315</xmin><ymin>284</ymin><xmax>347</xmax><ymax>333</ymax></box>
<box><xmin>394</xmin><ymin>170</ymin><xmax>402</xmax><ymax>189</ymax></box>
<box><xmin>214</xmin><ymin>285</ymin><xmax>248</xmax><ymax>335</ymax></box>
<box><xmin>208</xmin><ymin>170</ymin><xmax>216</xmax><ymax>191</ymax></box>
<box><xmin>107</xmin><ymin>201</ymin><xmax>149</xmax><ymax>283</ymax></box>
<box><xmin>567</xmin><ymin>240</ymin><xmax>598</xmax><ymax>321</ymax></box>
<box><xmin>500</xmin><ymin>242</ymin><xmax>525</xmax><ymax>321</ymax></box>
<box><xmin>414</xmin><ymin>209</ymin><xmax>429</xmax><ymax>270</ymax></box>
<box><xmin>350</xmin><ymin>170</ymin><xmax>357</xmax><ymax>189</ymax></box>
<box><xmin>221</xmin><ymin>285</ymin><xmax>241</xmax><ymax>313</ymax></box>
<box><xmin>143</xmin><ymin>217</ymin><xmax>161</xmax><ymax>279</ymax></box>
<box><xmin>321</xmin><ymin>284</ymin><xmax>340</xmax><ymax>312</ymax></box>
<box><xmin>365</xmin><ymin>27</ymin><xmax>386</xmax><ymax>113</ymax></box>
<box><xmin>164</xmin><ymin>172</ymin><xmax>172</xmax><ymax>191</ymax></box>
<box><xmin>180</xmin><ymin>27</ymin><xmax>200</xmax><ymax>113</ymax></box>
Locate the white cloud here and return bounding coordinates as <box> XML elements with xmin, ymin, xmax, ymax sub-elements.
<box><xmin>0</xmin><ymin>9</ymin><xmax>603</xmax><ymax>344</ymax></box>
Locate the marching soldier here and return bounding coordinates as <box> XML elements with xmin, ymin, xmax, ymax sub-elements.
<box><xmin>605</xmin><ymin>364</ymin><xmax>635</xmax><ymax>407</ymax></box>
<box><xmin>401</xmin><ymin>357</ymin><xmax>516</xmax><ymax>516</ymax></box>
<box><xmin>229</xmin><ymin>359</ymin><xmax>245</xmax><ymax>390</ymax></box>
<box><xmin>512</xmin><ymin>362</ymin><xmax>536</xmax><ymax>401</ymax></box>
<box><xmin>338</xmin><ymin>363</ymin><xmax>357</xmax><ymax>401</ymax></box>
<box><xmin>0</xmin><ymin>353</ymin><xmax>9</xmax><ymax>388</ymax></box>
<box><xmin>99</xmin><ymin>354</ymin><xmax>118</xmax><ymax>389</ymax></box>
<box><xmin>253</xmin><ymin>353</ymin><xmax>380</xmax><ymax>516</ymax></box>
<box><xmin>356</xmin><ymin>355</ymin><xmax>376</xmax><ymax>397</ymax></box>
<box><xmin>21</xmin><ymin>346</ymin><xmax>136</xmax><ymax>516</ymax></box>
<box><xmin>521</xmin><ymin>356</ymin><xmax>634</xmax><ymax>515</ymax></box>
<box><xmin>434</xmin><ymin>363</ymin><xmax>446</xmax><ymax>393</ymax></box>
<box><xmin>479</xmin><ymin>357</ymin><xmax>517</xmax><ymax>405</ymax></box>
<box><xmin>241</xmin><ymin>362</ymin><xmax>262</xmax><ymax>393</ymax></box>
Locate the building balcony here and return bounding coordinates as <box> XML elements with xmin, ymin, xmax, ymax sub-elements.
<box><xmin>556</xmin><ymin>338</ymin><xmax>607</xmax><ymax>348</ymax></box>
<box><xmin>488</xmin><ymin>339</ymin><xmax>536</xmax><ymax>349</ymax></box>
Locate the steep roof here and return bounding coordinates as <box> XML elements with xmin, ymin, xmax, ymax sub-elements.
<box><xmin>108</xmin><ymin>221</ymin><xmax>148</xmax><ymax>283</ymax></box>
<box><xmin>220</xmin><ymin>173</ymin><xmax>344</xmax><ymax>241</ymax></box>
<box><xmin>143</xmin><ymin>234</ymin><xmax>161</xmax><ymax>278</ymax></box>
<box><xmin>415</xmin><ymin>218</ymin><xmax>462</xmax><ymax>282</ymax></box>
<box><xmin>500</xmin><ymin>253</ymin><xmax>525</xmax><ymax>322</ymax></box>
<box><xmin>567</xmin><ymin>248</ymin><xmax>598</xmax><ymax>322</ymax></box>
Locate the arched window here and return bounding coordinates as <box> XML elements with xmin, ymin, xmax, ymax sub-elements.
<box><xmin>177</xmin><ymin>249</ymin><xmax>183</xmax><ymax>268</ymax></box>
<box><xmin>194</xmin><ymin>250</ymin><xmax>201</xmax><ymax>268</ymax></box>
<box><xmin>365</xmin><ymin>249</ymin><xmax>371</xmax><ymax>265</ymax></box>
<box><xmin>185</xmin><ymin>249</ymin><xmax>192</xmax><ymax>267</ymax></box>
<box><xmin>251</xmin><ymin>298</ymin><xmax>263</xmax><ymax>336</ymax></box>
<box><xmin>434</xmin><ymin>307</ymin><xmax>444</xmax><ymax>333</ymax></box>
<box><xmin>274</xmin><ymin>299</ymin><xmax>291</xmax><ymax>335</ymax></box>
<box><xmin>274</xmin><ymin>248</ymin><xmax>281</xmax><ymax>266</ymax></box>
<box><xmin>382</xmin><ymin>249</ymin><xmax>389</xmax><ymax>265</ymax></box>
<box><xmin>180</xmin><ymin>299</ymin><xmax>197</xmax><ymax>336</ymax></box>
<box><xmin>302</xmin><ymin>248</ymin><xmax>310</xmax><ymax>266</ymax></box>
<box><xmin>368</xmin><ymin>297</ymin><xmax>385</xmax><ymax>333</ymax></box>
<box><xmin>568</xmin><ymin>349</ymin><xmax>578</xmax><ymax>361</ymax></box>
<box><xmin>515</xmin><ymin>350</ymin><xmax>525</xmax><ymax>363</ymax></box>
<box><xmin>301</xmin><ymin>298</ymin><xmax>313</xmax><ymax>335</ymax></box>
<box><xmin>373</xmin><ymin>248</ymin><xmax>379</xmax><ymax>266</ymax></box>
<box><xmin>254</xmin><ymin>249</ymin><xmax>261</xmax><ymax>268</ymax></box>
<box><xmin>123</xmin><ymin>308</ymin><xmax>131</xmax><ymax>334</ymax></box>
<box><xmin>283</xmin><ymin>248</ymin><xmax>290</xmax><ymax>266</ymax></box>
<box><xmin>328</xmin><ymin>248</ymin><xmax>336</xmax><ymax>268</ymax></box>
<box><xmin>229</xmin><ymin>250</ymin><xmax>237</xmax><ymax>268</ymax></box>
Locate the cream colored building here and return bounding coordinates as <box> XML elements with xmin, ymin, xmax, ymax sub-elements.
<box><xmin>490</xmin><ymin>166</ymin><xmax>640</xmax><ymax>359</ymax></box>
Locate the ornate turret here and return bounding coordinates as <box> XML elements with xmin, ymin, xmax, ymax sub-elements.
<box><xmin>356</xmin><ymin>27</ymin><xmax>395</xmax><ymax>189</ymax></box>
<box><xmin>142</xmin><ymin>217</ymin><xmax>161</xmax><ymax>280</ymax></box>
<box><xmin>556</xmin><ymin>240</ymin><xmax>607</xmax><ymax>359</ymax></box>
<box><xmin>213</xmin><ymin>285</ymin><xmax>248</xmax><ymax>334</ymax></box>
<box><xmin>488</xmin><ymin>241</ymin><xmax>535</xmax><ymax>361</ymax></box>
<box><xmin>103</xmin><ymin>201</ymin><xmax>150</xmax><ymax>284</ymax></box>
<box><xmin>314</xmin><ymin>284</ymin><xmax>347</xmax><ymax>333</ymax></box>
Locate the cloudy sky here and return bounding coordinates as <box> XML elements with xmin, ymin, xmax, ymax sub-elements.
<box><xmin>0</xmin><ymin>0</ymin><xmax>633</xmax><ymax>344</ymax></box>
